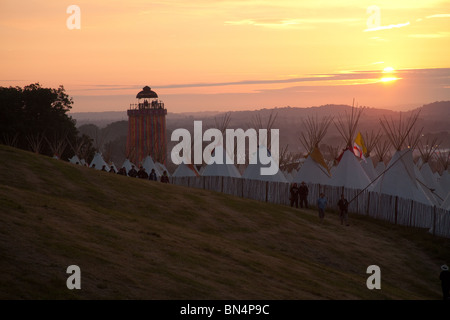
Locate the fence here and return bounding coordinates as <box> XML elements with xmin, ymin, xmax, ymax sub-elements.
<box><xmin>170</xmin><ymin>176</ymin><xmax>450</xmax><ymax>238</ymax></box>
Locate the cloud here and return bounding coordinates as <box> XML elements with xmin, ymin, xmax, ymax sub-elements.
<box><xmin>364</xmin><ymin>22</ymin><xmax>410</xmax><ymax>32</ymax></box>
<box><xmin>72</xmin><ymin>68</ymin><xmax>450</xmax><ymax>95</ymax></box>
<box><xmin>426</xmin><ymin>14</ymin><xmax>450</xmax><ymax>19</ymax></box>
<box><xmin>224</xmin><ymin>17</ymin><xmax>362</xmax><ymax>28</ymax></box>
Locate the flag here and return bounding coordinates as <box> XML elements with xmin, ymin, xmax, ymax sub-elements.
<box><xmin>310</xmin><ymin>146</ymin><xmax>330</xmax><ymax>175</ymax></box>
<box><xmin>353</xmin><ymin>132</ymin><xmax>367</xmax><ymax>160</ymax></box>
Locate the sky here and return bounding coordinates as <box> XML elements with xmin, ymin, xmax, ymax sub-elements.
<box><xmin>1</xmin><ymin>0</ymin><xmax>449</xmax><ymax>113</ymax></box>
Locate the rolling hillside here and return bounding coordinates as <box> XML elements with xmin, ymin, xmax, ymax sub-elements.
<box><xmin>0</xmin><ymin>144</ymin><xmax>449</xmax><ymax>300</ymax></box>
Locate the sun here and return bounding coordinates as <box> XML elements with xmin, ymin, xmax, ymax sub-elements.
<box><xmin>380</xmin><ymin>77</ymin><xmax>399</xmax><ymax>83</ymax></box>
<box><xmin>380</xmin><ymin>66</ymin><xmax>398</xmax><ymax>83</ymax></box>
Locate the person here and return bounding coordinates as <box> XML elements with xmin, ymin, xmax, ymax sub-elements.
<box><xmin>289</xmin><ymin>183</ymin><xmax>299</xmax><ymax>208</ymax></box>
<box><xmin>160</xmin><ymin>170</ymin><xmax>170</xmax><ymax>183</ymax></box>
<box><xmin>117</xmin><ymin>166</ymin><xmax>127</xmax><ymax>176</ymax></box>
<box><xmin>298</xmin><ymin>181</ymin><xmax>309</xmax><ymax>208</ymax></box>
<box><xmin>109</xmin><ymin>165</ymin><xmax>116</xmax><ymax>174</ymax></box>
<box><xmin>337</xmin><ymin>194</ymin><xmax>350</xmax><ymax>226</ymax></box>
<box><xmin>101</xmin><ymin>165</ymin><xmax>107</xmax><ymax>172</ymax></box>
<box><xmin>440</xmin><ymin>264</ymin><xmax>450</xmax><ymax>300</ymax></box>
<box><xmin>317</xmin><ymin>193</ymin><xmax>327</xmax><ymax>223</ymax></box>
<box><xmin>128</xmin><ymin>165</ymin><xmax>138</xmax><ymax>178</ymax></box>
<box><xmin>149</xmin><ymin>168</ymin><xmax>157</xmax><ymax>181</ymax></box>
<box><xmin>137</xmin><ymin>166</ymin><xmax>149</xmax><ymax>179</ymax></box>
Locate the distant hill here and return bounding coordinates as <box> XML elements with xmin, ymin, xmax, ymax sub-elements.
<box><xmin>414</xmin><ymin>101</ymin><xmax>450</xmax><ymax>119</ymax></box>
<box><xmin>70</xmin><ymin>111</ymin><xmax>127</xmax><ymax>128</ymax></box>
<box><xmin>1</xmin><ymin>144</ymin><xmax>449</xmax><ymax>299</ymax></box>
<box><xmin>71</xmin><ymin>102</ymin><xmax>450</xmax><ymax>169</ymax></box>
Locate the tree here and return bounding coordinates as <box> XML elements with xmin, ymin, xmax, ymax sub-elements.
<box><xmin>0</xmin><ymin>83</ymin><xmax>92</xmax><ymax>160</ymax></box>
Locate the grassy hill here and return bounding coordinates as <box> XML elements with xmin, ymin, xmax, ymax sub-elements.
<box><xmin>0</xmin><ymin>144</ymin><xmax>449</xmax><ymax>300</ymax></box>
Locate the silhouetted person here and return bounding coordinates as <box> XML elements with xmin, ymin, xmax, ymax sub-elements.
<box><xmin>117</xmin><ymin>167</ymin><xmax>127</xmax><ymax>176</ymax></box>
<box><xmin>337</xmin><ymin>194</ymin><xmax>349</xmax><ymax>226</ymax></box>
<box><xmin>160</xmin><ymin>170</ymin><xmax>170</xmax><ymax>183</ymax></box>
<box><xmin>137</xmin><ymin>166</ymin><xmax>149</xmax><ymax>179</ymax></box>
<box><xmin>289</xmin><ymin>183</ymin><xmax>299</xmax><ymax>208</ymax></box>
<box><xmin>128</xmin><ymin>165</ymin><xmax>138</xmax><ymax>178</ymax></box>
<box><xmin>440</xmin><ymin>264</ymin><xmax>450</xmax><ymax>300</ymax></box>
<box><xmin>299</xmin><ymin>181</ymin><xmax>309</xmax><ymax>208</ymax></box>
<box><xmin>101</xmin><ymin>165</ymin><xmax>107</xmax><ymax>172</ymax></box>
<box><xmin>149</xmin><ymin>168</ymin><xmax>157</xmax><ymax>181</ymax></box>
<box><xmin>317</xmin><ymin>193</ymin><xmax>327</xmax><ymax>223</ymax></box>
<box><xmin>109</xmin><ymin>165</ymin><xmax>116</xmax><ymax>173</ymax></box>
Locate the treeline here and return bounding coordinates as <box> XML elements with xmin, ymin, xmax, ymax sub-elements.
<box><xmin>0</xmin><ymin>83</ymin><xmax>95</xmax><ymax>162</ymax></box>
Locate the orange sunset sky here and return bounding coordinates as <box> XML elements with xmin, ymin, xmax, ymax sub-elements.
<box><xmin>1</xmin><ymin>0</ymin><xmax>449</xmax><ymax>113</ymax></box>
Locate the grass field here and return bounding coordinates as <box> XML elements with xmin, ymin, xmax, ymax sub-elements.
<box><xmin>0</xmin><ymin>145</ymin><xmax>449</xmax><ymax>300</ymax></box>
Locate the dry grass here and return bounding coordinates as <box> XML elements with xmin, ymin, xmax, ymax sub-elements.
<box><xmin>0</xmin><ymin>145</ymin><xmax>449</xmax><ymax>300</ymax></box>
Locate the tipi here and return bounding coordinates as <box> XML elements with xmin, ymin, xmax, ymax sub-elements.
<box><xmin>141</xmin><ymin>155</ymin><xmax>161</xmax><ymax>177</ymax></box>
<box><xmin>293</xmin><ymin>114</ymin><xmax>332</xmax><ymax>185</ymax></box>
<box><xmin>329</xmin><ymin>105</ymin><xmax>370</xmax><ymax>189</ymax></box>
<box><xmin>370</xmin><ymin>111</ymin><xmax>435</xmax><ymax>205</ymax></box>
<box><xmin>201</xmin><ymin>145</ymin><xmax>241</xmax><ymax>178</ymax></box>
<box><xmin>360</xmin><ymin>130</ymin><xmax>381</xmax><ymax>182</ymax></box>
<box><xmin>172</xmin><ymin>163</ymin><xmax>200</xmax><ymax>177</ymax></box>
<box><xmin>242</xmin><ymin>145</ymin><xmax>287</xmax><ymax>182</ymax></box>
<box><xmin>90</xmin><ymin>152</ymin><xmax>109</xmax><ymax>170</ymax></box>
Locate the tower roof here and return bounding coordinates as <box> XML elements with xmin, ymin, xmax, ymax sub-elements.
<box><xmin>136</xmin><ymin>86</ymin><xmax>158</xmax><ymax>99</ymax></box>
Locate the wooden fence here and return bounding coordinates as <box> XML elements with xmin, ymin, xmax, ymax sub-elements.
<box><xmin>170</xmin><ymin>176</ymin><xmax>450</xmax><ymax>238</ymax></box>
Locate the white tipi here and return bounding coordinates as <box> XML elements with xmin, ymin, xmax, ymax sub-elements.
<box><xmin>90</xmin><ymin>152</ymin><xmax>109</xmax><ymax>170</ymax></box>
<box><xmin>172</xmin><ymin>163</ymin><xmax>200</xmax><ymax>177</ymax></box>
<box><xmin>293</xmin><ymin>148</ymin><xmax>331</xmax><ymax>185</ymax></box>
<box><xmin>141</xmin><ymin>155</ymin><xmax>161</xmax><ymax>177</ymax></box>
<box><xmin>242</xmin><ymin>145</ymin><xmax>287</xmax><ymax>182</ymax></box>
<box><xmin>201</xmin><ymin>145</ymin><xmax>241</xmax><ymax>178</ymax></box>
<box><xmin>329</xmin><ymin>148</ymin><xmax>371</xmax><ymax>190</ymax></box>
<box><xmin>370</xmin><ymin>149</ymin><xmax>434</xmax><ymax>205</ymax></box>
<box><xmin>370</xmin><ymin>111</ymin><xmax>434</xmax><ymax>205</ymax></box>
<box><xmin>294</xmin><ymin>114</ymin><xmax>332</xmax><ymax>185</ymax></box>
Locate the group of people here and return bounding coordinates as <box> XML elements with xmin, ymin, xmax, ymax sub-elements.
<box><xmin>99</xmin><ymin>164</ymin><xmax>170</xmax><ymax>183</ymax></box>
<box><xmin>289</xmin><ymin>182</ymin><xmax>350</xmax><ymax>226</ymax></box>
<box><xmin>289</xmin><ymin>182</ymin><xmax>309</xmax><ymax>209</ymax></box>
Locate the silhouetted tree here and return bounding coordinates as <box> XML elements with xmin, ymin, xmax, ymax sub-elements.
<box><xmin>0</xmin><ymin>83</ymin><xmax>92</xmax><ymax>160</ymax></box>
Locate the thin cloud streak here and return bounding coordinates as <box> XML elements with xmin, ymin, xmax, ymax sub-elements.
<box><xmin>225</xmin><ymin>17</ymin><xmax>362</xmax><ymax>28</ymax></box>
<box><xmin>364</xmin><ymin>22</ymin><xmax>410</xmax><ymax>32</ymax></box>
<box><xmin>426</xmin><ymin>14</ymin><xmax>450</xmax><ymax>19</ymax></box>
<box><xmin>71</xmin><ymin>68</ymin><xmax>450</xmax><ymax>93</ymax></box>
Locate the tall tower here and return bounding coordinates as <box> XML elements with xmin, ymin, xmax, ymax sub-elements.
<box><xmin>126</xmin><ymin>86</ymin><xmax>167</xmax><ymax>165</ymax></box>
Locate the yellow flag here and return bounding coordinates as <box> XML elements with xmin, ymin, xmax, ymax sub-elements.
<box><xmin>353</xmin><ymin>132</ymin><xmax>367</xmax><ymax>159</ymax></box>
<box><xmin>309</xmin><ymin>146</ymin><xmax>330</xmax><ymax>175</ymax></box>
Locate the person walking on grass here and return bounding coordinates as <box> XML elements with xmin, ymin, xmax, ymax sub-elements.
<box><xmin>317</xmin><ymin>193</ymin><xmax>327</xmax><ymax>223</ymax></box>
<box><xmin>337</xmin><ymin>194</ymin><xmax>350</xmax><ymax>226</ymax></box>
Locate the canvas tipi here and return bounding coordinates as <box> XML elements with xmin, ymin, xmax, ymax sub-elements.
<box><xmin>293</xmin><ymin>114</ymin><xmax>332</xmax><ymax>185</ymax></box>
<box><xmin>172</xmin><ymin>163</ymin><xmax>200</xmax><ymax>177</ymax></box>
<box><xmin>360</xmin><ymin>130</ymin><xmax>381</xmax><ymax>182</ymax></box>
<box><xmin>201</xmin><ymin>145</ymin><xmax>241</xmax><ymax>178</ymax></box>
<box><xmin>242</xmin><ymin>145</ymin><xmax>287</xmax><ymax>182</ymax></box>
<box><xmin>330</xmin><ymin>105</ymin><xmax>370</xmax><ymax>189</ymax></box>
<box><xmin>90</xmin><ymin>152</ymin><xmax>109</xmax><ymax>170</ymax></box>
<box><xmin>370</xmin><ymin>111</ymin><xmax>435</xmax><ymax>205</ymax></box>
<box><xmin>141</xmin><ymin>155</ymin><xmax>161</xmax><ymax>177</ymax></box>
